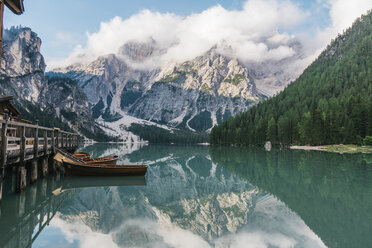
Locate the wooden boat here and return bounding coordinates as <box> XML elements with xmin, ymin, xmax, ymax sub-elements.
<box><xmin>72</xmin><ymin>152</ymin><xmax>91</xmax><ymax>160</ymax></box>
<box><xmin>62</xmin><ymin>160</ymin><xmax>147</xmax><ymax>177</ymax></box>
<box><xmin>54</xmin><ymin>149</ymin><xmax>147</xmax><ymax>177</ymax></box>
<box><xmin>84</xmin><ymin>155</ymin><xmax>119</xmax><ymax>165</ymax></box>
<box><xmin>72</xmin><ymin>152</ymin><xmax>118</xmax><ymax>165</ymax></box>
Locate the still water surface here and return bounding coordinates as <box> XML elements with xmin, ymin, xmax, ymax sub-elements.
<box><xmin>0</xmin><ymin>144</ymin><xmax>371</xmax><ymax>248</ymax></box>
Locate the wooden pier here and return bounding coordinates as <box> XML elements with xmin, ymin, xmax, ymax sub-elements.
<box><xmin>0</xmin><ymin>111</ymin><xmax>79</xmax><ymax>202</ymax></box>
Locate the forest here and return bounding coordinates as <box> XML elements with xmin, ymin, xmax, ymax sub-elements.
<box><xmin>211</xmin><ymin>10</ymin><xmax>372</xmax><ymax>146</ymax></box>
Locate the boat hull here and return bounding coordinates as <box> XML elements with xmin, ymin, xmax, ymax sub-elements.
<box><xmin>63</xmin><ymin>161</ymin><xmax>147</xmax><ymax>177</ymax></box>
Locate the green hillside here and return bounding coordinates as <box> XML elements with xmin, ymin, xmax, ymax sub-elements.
<box><xmin>211</xmin><ymin>10</ymin><xmax>372</xmax><ymax>146</ymax></box>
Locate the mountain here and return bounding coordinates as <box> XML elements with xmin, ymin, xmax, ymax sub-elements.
<box><xmin>0</xmin><ymin>27</ymin><xmax>110</xmax><ymax>141</ymax></box>
<box><xmin>1</xmin><ymin>26</ymin><xmax>306</xmax><ymax>143</ymax></box>
<box><xmin>50</xmin><ymin>42</ymin><xmax>268</xmax><ymax>142</ymax></box>
<box><xmin>210</xmin><ymin>10</ymin><xmax>372</xmax><ymax>146</ymax></box>
<box><xmin>0</xmin><ymin>26</ymin><xmax>45</xmax><ymax>103</ymax></box>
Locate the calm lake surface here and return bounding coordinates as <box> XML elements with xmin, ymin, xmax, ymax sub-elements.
<box><xmin>0</xmin><ymin>144</ymin><xmax>371</xmax><ymax>248</ymax></box>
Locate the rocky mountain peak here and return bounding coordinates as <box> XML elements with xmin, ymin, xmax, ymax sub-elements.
<box><xmin>1</xmin><ymin>26</ymin><xmax>46</xmax><ymax>77</ymax></box>
<box><xmin>156</xmin><ymin>48</ymin><xmax>257</xmax><ymax>101</ymax></box>
<box><xmin>118</xmin><ymin>39</ymin><xmax>160</xmax><ymax>63</ymax></box>
<box><xmin>0</xmin><ymin>26</ymin><xmax>108</xmax><ymax>141</ymax></box>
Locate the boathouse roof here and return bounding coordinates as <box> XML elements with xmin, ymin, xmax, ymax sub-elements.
<box><xmin>0</xmin><ymin>95</ymin><xmax>20</xmax><ymax>117</ymax></box>
<box><xmin>4</xmin><ymin>0</ymin><xmax>24</xmax><ymax>15</ymax></box>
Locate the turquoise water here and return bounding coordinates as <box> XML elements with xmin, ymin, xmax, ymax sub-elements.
<box><xmin>0</xmin><ymin>144</ymin><xmax>371</xmax><ymax>248</ymax></box>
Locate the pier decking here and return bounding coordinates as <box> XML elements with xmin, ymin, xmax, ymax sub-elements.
<box><xmin>0</xmin><ymin>112</ymin><xmax>79</xmax><ymax>203</ymax></box>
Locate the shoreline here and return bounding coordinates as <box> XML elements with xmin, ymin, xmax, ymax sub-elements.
<box><xmin>290</xmin><ymin>144</ymin><xmax>372</xmax><ymax>154</ymax></box>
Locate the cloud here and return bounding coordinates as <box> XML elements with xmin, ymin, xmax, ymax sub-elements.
<box><xmin>49</xmin><ymin>214</ymin><xmax>119</xmax><ymax>248</ymax></box>
<box><xmin>310</xmin><ymin>0</ymin><xmax>372</xmax><ymax>55</ymax></box>
<box><xmin>48</xmin><ymin>0</ymin><xmax>372</xmax><ymax>81</ymax></box>
<box><xmin>49</xmin><ymin>0</ymin><xmax>307</xmax><ymax>69</ymax></box>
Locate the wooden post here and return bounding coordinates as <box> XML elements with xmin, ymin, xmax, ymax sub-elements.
<box><xmin>51</xmin><ymin>129</ymin><xmax>55</xmax><ymax>154</ymax></box>
<box><xmin>20</xmin><ymin>126</ymin><xmax>26</xmax><ymax>164</ymax></box>
<box><xmin>55</xmin><ymin>129</ymin><xmax>59</xmax><ymax>148</ymax></box>
<box><xmin>16</xmin><ymin>126</ymin><xmax>27</xmax><ymax>193</ymax></box>
<box><xmin>1</xmin><ymin>110</ymin><xmax>9</xmax><ymax>171</ymax></box>
<box><xmin>50</xmin><ymin>129</ymin><xmax>56</xmax><ymax>173</ymax></box>
<box><xmin>43</xmin><ymin>130</ymin><xmax>48</xmax><ymax>155</ymax></box>
<box><xmin>68</xmin><ymin>134</ymin><xmax>71</xmax><ymax>149</ymax></box>
<box><xmin>61</xmin><ymin>133</ymin><xmax>64</xmax><ymax>149</ymax></box>
<box><xmin>33</xmin><ymin>120</ymin><xmax>39</xmax><ymax>159</ymax></box>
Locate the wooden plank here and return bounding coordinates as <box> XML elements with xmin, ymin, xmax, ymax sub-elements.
<box><xmin>7</xmin><ymin>137</ymin><xmax>21</xmax><ymax>141</ymax></box>
<box><xmin>43</xmin><ymin>131</ymin><xmax>47</xmax><ymax>155</ymax></box>
<box><xmin>20</xmin><ymin>126</ymin><xmax>26</xmax><ymax>163</ymax></box>
<box><xmin>33</xmin><ymin>121</ymin><xmax>38</xmax><ymax>158</ymax></box>
<box><xmin>51</xmin><ymin>130</ymin><xmax>55</xmax><ymax>154</ymax></box>
<box><xmin>4</xmin><ymin>0</ymin><xmax>25</xmax><ymax>15</ymax></box>
<box><xmin>55</xmin><ymin>130</ymin><xmax>59</xmax><ymax>148</ymax></box>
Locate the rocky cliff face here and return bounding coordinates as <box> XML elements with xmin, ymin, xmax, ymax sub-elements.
<box><xmin>0</xmin><ymin>27</ymin><xmax>107</xmax><ymax>139</ymax></box>
<box><xmin>129</xmin><ymin>50</ymin><xmax>260</xmax><ymax>131</ymax></box>
<box><xmin>39</xmin><ymin>77</ymin><xmax>96</xmax><ymax>133</ymax></box>
<box><xmin>0</xmin><ymin>27</ymin><xmax>46</xmax><ymax>103</ymax></box>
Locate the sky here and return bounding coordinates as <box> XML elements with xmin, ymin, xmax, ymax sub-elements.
<box><xmin>3</xmin><ymin>0</ymin><xmax>372</xmax><ymax>70</ymax></box>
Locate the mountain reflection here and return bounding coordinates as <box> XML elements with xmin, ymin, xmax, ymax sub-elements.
<box><xmin>3</xmin><ymin>144</ymin><xmax>366</xmax><ymax>248</ymax></box>
<box><xmin>210</xmin><ymin>146</ymin><xmax>372</xmax><ymax>248</ymax></box>
<box><xmin>31</xmin><ymin>144</ymin><xmax>325</xmax><ymax>248</ymax></box>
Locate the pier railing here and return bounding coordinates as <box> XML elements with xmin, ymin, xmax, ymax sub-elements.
<box><xmin>0</xmin><ymin>118</ymin><xmax>79</xmax><ymax>167</ymax></box>
<box><xmin>0</xmin><ymin>113</ymin><xmax>79</xmax><ymax>198</ymax></box>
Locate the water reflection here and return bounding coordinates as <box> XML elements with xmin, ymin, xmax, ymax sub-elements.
<box><xmin>210</xmin><ymin>147</ymin><xmax>372</xmax><ymax>248</ymax></box>
<box><xmin>1</xmin><ymin>144</ymin><xmax>370</xmax><ymax>248</ymax></box>
<box><xmin>0</xmin><ymin>175</ymin><xmax>68</xmax><ymax>248</ymax></box>
<box><xmin>41</xmin><ymin>145</ymin><xmax>325</xmax><ymax>247</ymax></box>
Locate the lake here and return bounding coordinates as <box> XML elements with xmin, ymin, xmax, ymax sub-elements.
<box><xmin>0</xmin><ymin>144</ymin><xmax>371</xmax><ymax>248</ymax></box>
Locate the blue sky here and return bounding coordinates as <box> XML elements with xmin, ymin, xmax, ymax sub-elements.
<box><xmin>3</xmin><ymin>0</ymin><xmax>332</xmax><ymax>62</ymax></box>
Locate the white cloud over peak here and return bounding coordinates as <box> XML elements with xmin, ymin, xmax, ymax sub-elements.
<box><xmin>48</xmin><ymin>0</ymin><xmax>372</xmax><ymax>74</ymax></box>
<box><xmin>49</xmin><ymin>0</ymin><xmax>306</xmax><ymax>69</ymax></box>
